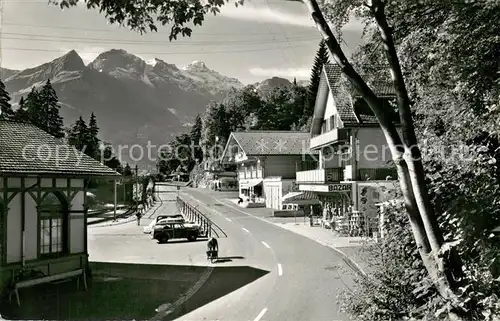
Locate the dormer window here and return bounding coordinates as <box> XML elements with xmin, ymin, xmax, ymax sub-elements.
<box><xmin>353</xmin><ymin>99</ymin><xmax>375</xmax><ymax>117</ymax></box>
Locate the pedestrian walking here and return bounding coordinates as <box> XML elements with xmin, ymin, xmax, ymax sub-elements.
<box><xmin>136</xmin><ymin>212</ymin><xmax>142</xmax><ymax>226</ymax></box>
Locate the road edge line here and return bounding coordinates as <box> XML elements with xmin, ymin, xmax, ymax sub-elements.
<box><xmin>253</xmin><ymin>308</ymin><xmax>268</xmax><ymax>321</ymax></box>
<box><xmin>215</xmin><ymin>196</ymin><xmax>368</xmax><ymax>277</ymax></box>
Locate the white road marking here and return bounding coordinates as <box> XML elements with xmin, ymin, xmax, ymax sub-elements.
<box><xmin>261</xmin><ymin>241</ymin><xmax>271</xmax><ymax>249</ymax></box>
<box><xmin>277</xmin><ymin>263</ymin><xmax>283</xmax><ymax>276</ymax></box>
<box><xmin>242</xmin><ymin>227</ymin><xmax>250</xmax><ymax>233</ymax></box>
<box><xmin>254</xmin><ymin>308</ymin><xmax>268</xmax><ymax>321</ymax></box>
<box><xmin>214</xmin><ymin>197</ymin><xmax>368</xmax><ymax>276</ymax></box>
<box><xmin>225</xmin><ymin>218</ymin><xmax>232</xmax><ymax>222</ymax></box>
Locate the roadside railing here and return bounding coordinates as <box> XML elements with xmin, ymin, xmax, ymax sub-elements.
<box><xmin>175</xmin><ymin>196</ymin><xmax>227</xmax><ymax>238</ymax></box>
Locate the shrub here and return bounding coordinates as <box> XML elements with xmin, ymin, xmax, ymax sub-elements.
<box><xmin>338</xmin><ymin>203</ymin><xmax>500</xmax><ymax>321</ymax></box>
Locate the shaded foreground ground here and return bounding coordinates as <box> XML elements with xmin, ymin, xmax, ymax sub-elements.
<box><xmin>1</xmin><ymin>262</ymin><xmax>268</xmax><ymax>320</ymax></box>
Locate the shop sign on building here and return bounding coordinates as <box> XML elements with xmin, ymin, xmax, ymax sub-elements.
<box><xmin>328</xmin><ymin>184</ymin><xmax>352</xmax><ymax>192</ymax></box>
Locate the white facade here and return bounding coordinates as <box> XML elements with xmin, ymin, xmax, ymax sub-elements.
<box><xmin>2</xmin><ymin>177</ymin><xmax>86</xmax><ymax>265</ymax></box>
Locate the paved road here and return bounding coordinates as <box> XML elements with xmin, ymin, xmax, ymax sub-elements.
<box><xmin>88</xmin><ymin>184</ymin><xmax>356</xmax><ymax>321</ymax></box>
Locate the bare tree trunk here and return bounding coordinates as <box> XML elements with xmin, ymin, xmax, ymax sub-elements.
<box><xmin>301</xmin><ymin>0</ymin><xmax>434</xmax><ymax>263</ymax></box>
<box><xmin>302</xmin><ymin>0</ymin><xmax>467</xmax><ymax>317</ymax></box>
<box><xmin>370</xmin><ymin>0</ymin><xmax>465</xmax><ymax>289</ymax></box>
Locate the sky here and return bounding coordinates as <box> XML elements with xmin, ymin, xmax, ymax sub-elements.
<box><xmin>0</xmin><ymin>0</ymin><xmax>363</xmax><ymax>84</ymax></box>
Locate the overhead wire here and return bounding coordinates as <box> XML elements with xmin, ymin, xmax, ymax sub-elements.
<box><xmin>2</xmin><ymin>22</ymin><xmax>318</xmax><ymax>37</ymax></box>
<box><xmin>2</xmin><ymin>31</ymin><xmax>320</xmax><ymax>46</ymax></box>
<box><xmin>0</xmin><ymin>43</ymin><xmax>317</xmax><ymax>55</ymax></box>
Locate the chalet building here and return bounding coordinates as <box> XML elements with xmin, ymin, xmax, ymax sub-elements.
<box><xmin>296</xmin><ymin>64</ymin><xmax>401</xmax><ymax>235</ymax></box>
<box><xmin>0</xmin><ymin>120</ymin><xmax>120</xmax><ymax>304</ymax></box>
<box><xmin>222</xmin><ymin>131</ymin><xmax>317</xmax><ymax>210</ymax></box>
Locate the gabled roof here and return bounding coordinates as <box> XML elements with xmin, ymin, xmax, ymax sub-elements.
<box><xmin>225</xmin><ymin>131</ymin><xmax>316</xmax><ymax>156</ymax></box>
<box><xmin>311</xmin><ymin>64</ymin><xmax>397</xmax><ymax>136</ymax></box>
<box><xmin>0</xmin><ymin>120</ymin><xmax>121</xmax><ymax>177</ymax></box>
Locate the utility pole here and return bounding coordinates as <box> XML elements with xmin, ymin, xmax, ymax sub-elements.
<box><xmin>113</xmin><ymin>179</ymin><xmax>117</xmax><ymax>221</ymax></box>
<box><xmin>135</xmin><ymin>165</ymin><xmax>139</xmax><ymax>210</ymax></box>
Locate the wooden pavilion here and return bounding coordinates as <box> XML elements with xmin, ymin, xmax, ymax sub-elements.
<box><xmin>0</xmin><ymin>120</ymin><xmax>120</xmax><ymax>305</ymax></box>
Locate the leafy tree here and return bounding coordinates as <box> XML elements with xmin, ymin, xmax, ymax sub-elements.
<box><xmin>55</xmin><ymin>1</ymin><xmax>498</xmax><ymax>317</ymax></box>
<box><xmin>222</xmin><ymin>85</ymin><xmax>262</xmax><ymax>131</ymax></box>
<box><xmin>87</xmin><ymin>112</ymin><xmax>100</xmax><ymax>159</ymax></box>
<box><xmin>255</xmin><ymin>86</ymin><xmax>307</xmax><ymax>130</ymax></box>
<box><xmin>201</xmin><ymin>102</ymin><xmax>229</xmax><ymax>153</ymax></box>
<box><xmin>0</xmin><ymin>79</ymin><xmax>14</xmax><ymax>120</ymax></box>
<box><xmin>158</xmin><ymin>143</ymin><xmax>179</xmax><ymax>175</ymax></box>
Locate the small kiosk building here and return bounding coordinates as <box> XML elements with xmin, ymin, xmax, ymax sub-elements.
<box><xmin>0</xmin><ymin>120</ymin><xmax>120</xmax><ymax>304</ymax></box>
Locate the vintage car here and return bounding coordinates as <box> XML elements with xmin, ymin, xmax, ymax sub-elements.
<box><xmin>152</xmin><ymin>222</ymin><xmax>201</xmax><ymax>243</ymax></box>
<box><xmin>143</xmin><ymin>214</ymin><xmax>185</xmax><ymax>234</ymax></box>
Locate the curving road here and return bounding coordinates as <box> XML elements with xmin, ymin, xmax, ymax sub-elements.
<box><xmin>88</xmin><ymin>184</ymin><xmax>356</xmax><ymax>321</ymax></box>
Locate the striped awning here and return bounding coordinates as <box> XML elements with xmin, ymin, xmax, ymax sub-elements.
<box><xmin>282</xmin><ymin>191</ymin><xmax>320</xmax><ymax>205</ymax></box>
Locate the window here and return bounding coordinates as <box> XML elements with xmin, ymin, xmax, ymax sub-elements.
<box><xmin>330</xmin><ymin>115</ymin><xmax>336</xmax><ymax>130</ymax></box>
<box><xmin>39</xmin><ymin>192</ymin><xmax>67</xmax><ymax>257</ymax></box>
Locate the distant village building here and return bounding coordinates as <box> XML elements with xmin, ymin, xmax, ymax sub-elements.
<box><xmin>0</xmin><ymin>120</ymin><xmax>120</xmax><ymax>304</ymax></box>
<box><xmin>221</xmin><ymin>131</ymin><xmax>317</xmax><ymax>210</ymax></box>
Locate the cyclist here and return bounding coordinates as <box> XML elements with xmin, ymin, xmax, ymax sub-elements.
<box><xmin>206</xmin><ymin>237</ymin><xmax>218</xmax><ymax>259</ymax></box>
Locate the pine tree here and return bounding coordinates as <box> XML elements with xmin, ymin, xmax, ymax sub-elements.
<box><xmin>25</xmin><ymin>87</ymin><xmax>45</xmax><ymax>127</ymax></box>
<box><xmin>0</xmin><ymin>79</ymin><xmax>14</xmax><ymax>120</ymax></box>
<box><xmin>305</xmin><ymin>40</ymin><xmax>330</xmax><ymax>120</ymax></box>
<box><xmin>293</xmin><ymin>77</ymin><xmax>297</xmax><ymax>86</ymax></box>
<box><xmin>15</xmin><ymin>96</ymin><xmax>28</xmax><ymax>122</ymax></box>
<box><xmin>101</xmin><ymin>143</ymin><xmax>122</xmax><ymax>170</ymax></box>
<box><xmin>123</xmin><ymin>163</ymin><xmax>133</xmax><ymax>176</ymax></box>
<box><xmin>68</xmin><ymin>116</ymin><xmax>88</xmax><ymax>152</ymax></box>
<box><xmin>39</xmin><ymin>80</ymin><xmax>64</xmax><ymax>138</ymax></box>
<box><xmin>86</xmin><ymin>112</ymin><xmax>100</xmax><ymax>160</ymax></box>
<box><xmin>190</xmin><ymin>114</ymin><xmax>203</xmax><ymax>162</ymax></box>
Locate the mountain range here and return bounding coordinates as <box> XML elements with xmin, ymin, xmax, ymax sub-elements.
<box><xmin>1</xmin><ymin>49</ymin><xmax>305</xmax><ymax>168</ymax></box>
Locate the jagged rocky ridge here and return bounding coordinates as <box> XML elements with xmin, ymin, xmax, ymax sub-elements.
<box><xmin>3</xmin><ymin>49</ymin><xmax>301</xmax><ymax>167</ymax></box>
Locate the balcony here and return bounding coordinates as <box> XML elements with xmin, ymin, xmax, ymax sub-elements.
<box><xmin>344</xmin><ymin>166</ymin><xmax>398</xmax><ymax>181</ymax></box>
<box><xmin>296</xmin><ymin>168</ymin><xmax>344</xmax><ymax>184</ymax></box>
<box><xmin>310</xmin><ymin>128</ymin><xmax>349</xmax><ymax>150</ymax></box>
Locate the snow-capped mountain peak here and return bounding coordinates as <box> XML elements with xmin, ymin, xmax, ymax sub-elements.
<box><xmin>183</xmin><ymin>60</ymin><xmax>208</xmax><ymax>71</ymax></box>
<box><xmin>89</xmin><ymin>49</ymin><xmax>146</xmax><ymax>77</ymax></box>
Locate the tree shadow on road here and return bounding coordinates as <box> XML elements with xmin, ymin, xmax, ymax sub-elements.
<box><xmin>162</xmin><ymin>265</ymin><xmax>268</xmax><ymax>321</ymax></box>
<box><xmin>0</xmin><ymin>262</ymin><xmax>268</xmax><ymax>321</ymax></box>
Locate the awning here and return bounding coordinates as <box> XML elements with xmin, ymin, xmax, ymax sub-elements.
<box><xmin>374</xmin><ymin>199</ymin><xmax>404</xmax><ymax>207</ymax></box>
<box><xmin>282</xmin><ymin>191</ymin><xmax>320</xmax><ymax>205</ymax></box>
<box><xmin>240</xmin><ymin>179</ymin><xmax>263</xmax><ymax>188</ymax></box>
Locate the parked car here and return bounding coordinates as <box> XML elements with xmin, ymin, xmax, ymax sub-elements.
<box><xmin>152</xmin><ymin>222</ymin><xmax>201</xmax><ymax>243</ymax></box>
<box><xmin>143</xmin><ymin>214</ymin><xmax>185</xmax><ymax>234</ymax></box>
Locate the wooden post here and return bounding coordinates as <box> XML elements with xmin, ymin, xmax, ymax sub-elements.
<box><xmin>113</xmin><ymin>180</ymin><xmax>117</xmax><ymax>221</ymax></box>
<box><xmin>135</xmin><ymin>165</ymin><xmax>139</xmax><ymax>209</ymax></box>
